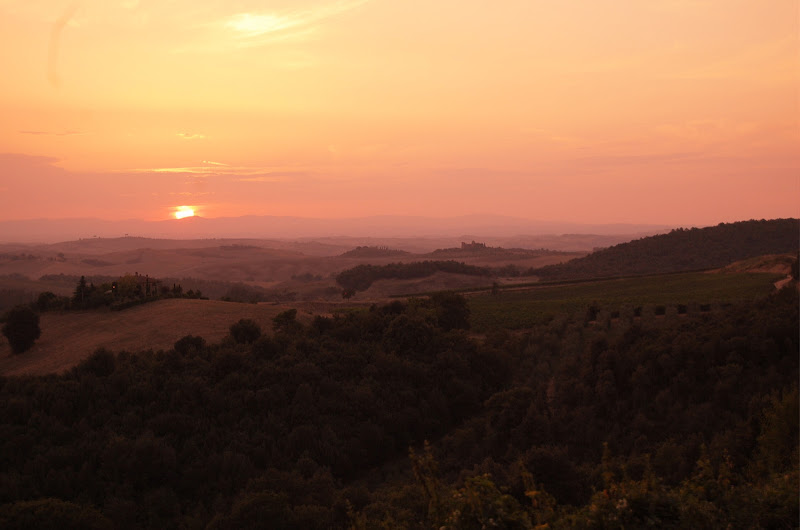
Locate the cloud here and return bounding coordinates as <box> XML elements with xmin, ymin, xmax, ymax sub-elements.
<box><xmin>122</xmin><ymin>163</ymin><xmax>308</xmax><ymax>179</ymax></box>
<box><xmin>226</xmin><ymin>13</ymin><xmax>295</xmax><ymax>37</ymax></box>
<box><xmin>19</xmin><ymin>130</ymin><xmax>86</xmax><ymax>137</ymax></box>
<box><xmin>177</xmin><ymin>132</ymin><xmax>205</xmax><ymax>140</ymax></box>
<box><xmin>47</xmin><ymin>2</ymin><xmax>79</xmax><ymax>87</ymax></box>
<box><xmin>222</xmin><ymin>0</ymin><xmax>369</xmax><ymax>47</ymax></box>
<box><xmin>236</xmin><ymin>176</ymin><xmax>291</xmax><ymax>183</ymax></box>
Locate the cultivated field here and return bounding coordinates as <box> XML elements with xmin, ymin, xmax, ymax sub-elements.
<box><xmin>467</xmin><ymin>271</ymin><xmax>786</xmax><ymax>331</ymax></box>
<box><xmin>0</xmin><ymin>299</ymin><xmax>299</xmax><ymax>376</ymax></box>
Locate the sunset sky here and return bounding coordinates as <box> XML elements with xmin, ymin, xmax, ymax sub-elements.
<box><xmin>0</xmin><ymin>0</ymin><xmax>797</xmax><ymax>226</ymax></box>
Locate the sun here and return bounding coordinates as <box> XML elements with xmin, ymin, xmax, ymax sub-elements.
<box><xmin>174</xmin><ymin>206</ymin><xmax>195</xmax><ymax>219</ymax></box>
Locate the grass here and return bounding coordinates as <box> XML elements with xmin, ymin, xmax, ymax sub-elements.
<box><xmin>468</xmin><ymin>271</ymin><xmax>785</xmax><ymax>331</ymax></box>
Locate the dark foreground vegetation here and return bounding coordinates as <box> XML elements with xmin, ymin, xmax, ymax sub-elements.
<box><xmin>0</xmin><ymin>273</ymin><xmax>797</xmax><ymax>528</ymax></box>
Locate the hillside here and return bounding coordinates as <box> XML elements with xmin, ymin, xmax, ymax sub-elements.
<box><xmin>0</xmin><ymin>299</ymin><xmax>297</xmax><ymax>376</ymax></box>
<box><xmin>532</xmin><ymin>218</ymin><xmax>799</xmax><ymax>280</ymax></box>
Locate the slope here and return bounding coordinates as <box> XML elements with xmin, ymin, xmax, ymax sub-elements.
<box><xmin>532</xmin><ymin>218</ymin><xmax>799</xmax><ymax>280</ymax></box>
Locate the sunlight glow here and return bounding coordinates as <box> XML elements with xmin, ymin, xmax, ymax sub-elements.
<box><xmin>174</xmin><ymin>206</ymin><xmax>195</xmax><ymax>219</ymax></box>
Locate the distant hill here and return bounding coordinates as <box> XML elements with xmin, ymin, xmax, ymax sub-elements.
<box><xmin>0</xmin><ymin>215</ymin><xmax>669</xmax><ymax>243</ymax></box>
<box><xmin>339</xmin><ymin>246</ymin><xmax>410</xmax><ymax>258</ymax></box>
<box><xmin>427</xmin><ymin>241</ymin><xmax>561</xmax><ymax>259</ymax></box>
<box><xmin>532</xmin><ymin>218</ymin><xmax>799</xmax><ymax>280</ymax></box>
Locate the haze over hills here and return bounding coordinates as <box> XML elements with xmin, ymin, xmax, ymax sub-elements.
<box><xmin>0</xmin><ymin>215</ymin><xmax>669</xmax><ymax>243</ymax></box>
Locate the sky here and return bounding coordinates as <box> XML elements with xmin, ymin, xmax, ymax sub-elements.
<box><xmin>0</xmin><ymin>0</ymin><xmax>797</xmax><ymax>226</ymax></box>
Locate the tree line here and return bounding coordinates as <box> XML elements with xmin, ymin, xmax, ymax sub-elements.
<box><xmin>335</xmin><ymin>260</ymin><xmax>493</xmax><ymax>292</ymax></box>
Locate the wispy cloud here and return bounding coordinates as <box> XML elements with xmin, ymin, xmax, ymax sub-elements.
<box><xmin>121</xmin><ymin>163</ymin><xmax>308</xmax><ymax>180</ymax></box>
<box><xmin>222</xmin><ymin>0</ymin><xmax>369</xmax><ymax>48</ymax></box>
<box><xmin>177</xmin><ymin>132</ymin><xmax>205</xmax><ymax>140</ymax></box>
<box><xmin>19</xmin><ymin>129</ymin><xmax>86</xmax><ymax>136</ymax></box>
<box><xmin>236</xmin><ymin>176</ymin><xmax>290</xmax><ymax>183</ymax></box>
<box><xmin>47</xmin><ymin>2</ymin><xmax>79</xmax><ymax>87</ymax></box>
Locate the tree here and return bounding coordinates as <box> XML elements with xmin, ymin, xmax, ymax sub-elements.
<box><xmin>272</xmin><ymin>309</ymin><xmax>303</xmax><ymax>335</ymax></box>
<box><xmin>2</xmin><ymin>305</ymin><xmax>42</xmax><ymax>354</ymax></box>
<box><xmin>431</xmin><ymin>291</ymin><xmax>471</xmax><ymax>331</ymax></box>
<box><xmin>73</xmin><ymin>275</ymin><xmax>89</xmax><ymax>307</ymax></box>
<box><xmin>230</xmin><ymin>318</ymin><xmax>262</xmax><ymax>344</ymax></box>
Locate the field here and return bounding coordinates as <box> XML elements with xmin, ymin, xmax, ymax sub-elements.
<box><xmin>468</xmin><ymin>271</ymin><xmax>785</xmax><ymax>331</ymax></box>
<box><xmin>0</xmin><ymin>299</ymin><xmax>298</xmax><ymax>376</ymax></box>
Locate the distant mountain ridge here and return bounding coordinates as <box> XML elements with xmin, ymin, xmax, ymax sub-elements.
<box><xmin>532</xmin><ymin>218</ymin><xmax>799</xmax><ymax>280</ymax></box>
<box><xmin>0</xmin><ymin>215</ymin><xmax>669</xmax><ymax>243</ymax></box>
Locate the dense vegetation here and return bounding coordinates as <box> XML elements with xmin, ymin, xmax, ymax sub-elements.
<box><xmin>335</xmin><ymin>260</ymin><xmax>493</xmax><ymax>292</ymax></box>
<box><xmin>532</xmin><ymin>218</ymin><xmax>799</xmax><ymax>280</ymax></box>
<box><xmin>0</xmin><ymin>295</ymin><xmax>505</xmax><ymax>528</ymax></box>
<box><xmin>0</xmin><ymin>275</ymin><xmax>797</xmax><ymax>528</ymax></box>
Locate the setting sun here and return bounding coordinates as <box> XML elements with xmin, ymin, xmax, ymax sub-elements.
<box><xmin>174</xmin><ymin>206</ymin><xmax>195</xmax><ymax>220</ymax></box>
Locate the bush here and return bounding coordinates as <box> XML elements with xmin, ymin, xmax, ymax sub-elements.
<box><xmin>2</xmin><ymin>305</ymin><xmax>41</xmax><ymax>354</ymax></box>
<box><xmin>230</xmin><ymin>319</ymin><xmax>262</xmax><ymax>344</ymax></box>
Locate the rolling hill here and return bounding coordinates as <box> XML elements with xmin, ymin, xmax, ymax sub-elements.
<box><xmin>532</xmin><ymin>218</ymin><xmax>799</xmax><ymax>280</ymax></box>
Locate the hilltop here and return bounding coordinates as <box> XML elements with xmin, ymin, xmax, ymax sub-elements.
<box><xmin>532</xmin><ymin>218</ymin><xmax>799</xmax><ymax>280</ymax></box>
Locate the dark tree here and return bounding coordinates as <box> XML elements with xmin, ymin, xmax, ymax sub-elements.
<box><xmin>36</xmin><ymin>291</ymin><xmax>58</xmax><ymax>311</ymax></box>
<box><xmin>230</xmin><ymin>318</ymin><xmax>262</xmax><ymax>344</ymax></box>
<box><xmin>2</xmin><ymin>305</ymin><xmax>42</xmax><ymax>353</ymax></box>
<box><xmin>431</xmin><ymin>291</ymin><xmax>471</xmax><ymax>331</ymax></box>
<box><xmin>73</xmin><ymin>275</ymin><xmax>88</xmax><ymax>307</ymax></box>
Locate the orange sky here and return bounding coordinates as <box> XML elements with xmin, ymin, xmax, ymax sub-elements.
<box><xmin>0</xmin><ymin>0</ymin><xmax>797</xmax><ymax>226</ymax></box>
